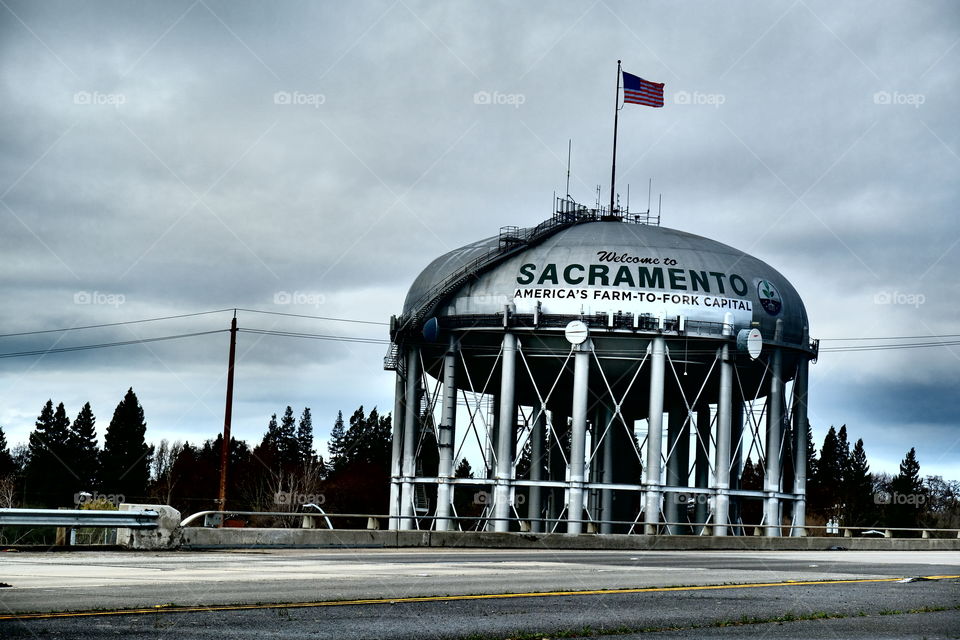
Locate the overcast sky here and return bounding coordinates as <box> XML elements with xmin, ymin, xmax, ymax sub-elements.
<box><xmin>1</xmin><ymin>1</ymin><xmax>957</xmax><ymax>480</ymax></box>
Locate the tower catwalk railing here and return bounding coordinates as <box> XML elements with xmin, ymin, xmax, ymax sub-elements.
<box><xmin>387</xmin><ymin>196</ymin><xmax>659</xmax><ymax>356</ymax></box>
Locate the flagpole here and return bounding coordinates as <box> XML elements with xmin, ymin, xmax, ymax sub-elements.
<box><xmin>609</xmin><ymin>60</ymin><xmax>621</xmax><ymax>215</ymax></box>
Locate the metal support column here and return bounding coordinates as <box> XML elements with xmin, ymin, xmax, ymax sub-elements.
<box><xmin>713</xmin><ymin>317</ymin><xmax>734</xmax><ymax>536</ymax></box>
<box><xmin>644</xmin><ymin>336</ymin><xmax>666</xmax><ymax>535</ymax></box>
<box><xmin>765</xmin><ymin>319</ymin><xmax>785</xmax><ymax>537</ymax></box>
<box><xmin>694</xmin><ymin>406</ymin><xmax>711</xmax><ymax>530</ymax></box>
<box><xmin>435</xmin><ymin>336</ymin><xmax>458</xmax><ymax>531</ymax></box>
<box><xmin>599</xmin><ymin>406</ymin><xmax>615</xmax><ymax>535</ymax></box>
<box><xmin>729</xmin><ymin>398</ymin><xmax>743</xmax><ymax>534</ymax></box>
<box><xmin>567</xmin><ymin>342</ymin><xmax>591</xmax><ymax>534</ymax></box>
<box><xmin>548</xmin><ymin>414</ymin><xmax>569</xmax><ymax>527</ymax></box>
<box><xmin>791</xmin><ymin>326</ymin><xmax>810</xmax><ymax>536</ymax></box>
<box><xmin>494</xmin><ymin>332</ymin><xmax>517</xmax><ymax>532</ymax></box>
<box><xmin>665</xmin><ymin>408</ymin><xmax>689</xmax><ymax>534</ymax></box>
<box><xmin>528</xmin><ymin>408</ymin><xmax>547</xmax><ymax>532</ymax></box>
<box><xmin>400</xmin><ymin>346</ymin><xmax>420</xmax><ymax>530</ymax></box>
<box><xmin>389</xmin><ymin>368</ymin><xmax>406</xmax><ymax>530</ymax></box>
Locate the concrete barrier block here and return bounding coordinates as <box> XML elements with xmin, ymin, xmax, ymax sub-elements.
<box><xmin>117</xmin><ymin>503</ymin><xmax>181</xmax><ymax>550</ymax></box>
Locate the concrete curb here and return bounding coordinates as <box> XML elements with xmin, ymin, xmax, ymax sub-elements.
<box><xmin>179</xmin><ymin>527</ymin><xmax>960</xmax><ymax>551</ymax></box>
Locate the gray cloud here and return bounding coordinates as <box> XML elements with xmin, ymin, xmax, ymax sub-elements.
<box><xmin>1</xmin><ymin>0</ymin><xmax>957</xmax><ymax>478</ymax></box>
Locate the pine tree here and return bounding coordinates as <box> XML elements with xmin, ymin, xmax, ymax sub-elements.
<box><xmin>100</xmin><ymin>388</ymin><xmax>152</xmax><ymax>501</ymax></box>
<box><xmin>843</xmin><ymin>438</ymin><xmax>874</xmax><ymax>526</ymax></box>
<box><xmin>335</xmin><ymin>406</ymin><xmax>393</xmax><ymax>470</ymax></box>
<box><xmin>328</xmin><ymin>410</ymin><xmax>346</xmax><ymax>470</ymax></box>
<box><xmin>454</xmin><ymin>458</ymin><xmax>474</xmax><ymax>479</ymax></box>
<box><xmin>277</xmin><ymin>406</ymin><xmax>299</xmax><ymax>471</ymax></box>
<box><xmin>262</xmin><ymin>414</ymin><xmax>280</xmax><ymax>447</ymax></box>
<box><xmin>836</xmin><ymin>424</ymin><xmax>851</xmax><ymax>481</ymax></box>
<box><xmin>811</xmin><ymin>426</ymin><xmax>843</xmax><ymax>520</ymax></box>
<box><xmin>24</xmin><ymin>400</ymin><xmax>75</xmax><ymax>506</ymax></box>
<box><xmin>740</xmin><ymin>457</ymin><xmax>765</xmax><ymax>525</ymax></box>
<box><xmin>253</xmin><ymin>414</ymin><xmax>281</xmax><ymax>477</ymax></box>
<box><xmin>343</xmin><ymin>406</ymin><xmax>367</xmax><ymax>466</ymax></box>
<box><xmin>321</xmin><ymin>406</ymin><xmax>393</xmax><ymax>519</ymax></box>
<box><xmin>297</xmin><ymin>407</ymin><xmax>315</xmax><ymax>464</ymax></box>
<box><xmin>364</xmin><ymin>407</ymin><xmax>393</xmax><ymax>469</ymax></box>
<box><xmin>805</xmin><ymin>421</ymin><xmax>818</xmax><ymax>481</ymax></box>
<box><xmin>888</xmin><ymin>447</ymin><xmax>925</xmax><ymax>529</ymax></box>
<box><xmin>0</xmin><ymin>425</ymin><xmax>16</xmax><ymax>478</ymax></box>
<box><xmin>68</xmin><ymin>402</ymin><xmax>99</xmax><ymax>491</ymax></box>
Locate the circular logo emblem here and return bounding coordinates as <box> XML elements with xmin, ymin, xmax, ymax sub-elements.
<box><xmin>564</xmin><ymin>320</ymin><xmax>589</xmax><ymax>345</ymax></box>
<box><xmin>757</xmin><ymin>279</ymin><xmax>782</xmax><ymax>316</ymax></box>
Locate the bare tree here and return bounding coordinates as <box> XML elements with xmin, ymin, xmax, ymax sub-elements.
<box><xmin>150</xmin><ymin>439</ymin><xmax>184</xmax><ymax>505</ymax></box>
<box><xmin>0</xmin><ymin>474</ymin><xmax>16</xmax><ymax>508</ymax></box>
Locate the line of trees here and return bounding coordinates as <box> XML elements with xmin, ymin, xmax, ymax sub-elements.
<box><xmin>740</xmin><ymin>424</ymin><xmax>959</xmax><ymax>530</ymax></box>
<box><xmin>0</xmin><ymin>389</ymin><xmax>151</xmax><ymax>509</ymax></box>
<box><xmin>0</xmin><ymin>394</ymin><xmax>957</xmax><ymax>533</ymax></box>
<box><xmin>0</xmin><ymin>393</ymin><xmax>394</xmax><ymax>525</ymax></box>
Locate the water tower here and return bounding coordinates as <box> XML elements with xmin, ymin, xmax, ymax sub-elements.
<box><xmin>385</xmin><ymin>197</ymin><xmax>816</xmax><ymax>536</ymax></box>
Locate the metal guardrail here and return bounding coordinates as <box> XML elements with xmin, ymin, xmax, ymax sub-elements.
<box><xmin>180</xmin><ymin>510</ymin><xmax>369</xmax><ymax>529</ymax></box>
<box><xmin>0</xmin><ymin>508</ymin><xmax>160</xmax><ymax>529</ymax></box>
<box><xmin>178</xmin><ymin>510</ymin><xmax>960</xmax><ymax>539</ymax></box>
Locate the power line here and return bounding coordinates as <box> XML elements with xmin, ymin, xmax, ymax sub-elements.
<box><xmin>0</xmin><ymin>309</ymin><xmax>235</xmax><ymax>338</ymax></box>
<box><xmin>0</xmin><ymin>307</ymin><xmax>389</xmax><ymax>340</ymax></box>
<box><xmin>818</xmin><ymin>340</ymin><xmax>960</xmax><ymax>353</ymax></box>
<box><xmin>238</xmin><ymin>328</ymin><xmax>390</xmax><ymax>345</ymax></box>
<box><xmin>235</xmin><ymin>308</ymin><xmax>389</xmax><ymax>326</ymax></box>
<box><xmin>0</xmin><ymin>330</ymin><xmax>229</xmax><ymax>359</ymax></box>
<box><xmin>819</xmin><ymin>334</ymin><xmax>960</xmax><ymax>341</ymax></box>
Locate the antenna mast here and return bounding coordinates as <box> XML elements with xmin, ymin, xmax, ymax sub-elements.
<box><xmin>609</xmin><ymin>60</ymin><xmax>622</xmax><ymax>214</ymax></box>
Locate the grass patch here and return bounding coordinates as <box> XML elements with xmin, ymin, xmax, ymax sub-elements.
<box><xmin>453</xmin><ymin>603</ymin><xmax>960</xmax><ymax>640</ymax></box>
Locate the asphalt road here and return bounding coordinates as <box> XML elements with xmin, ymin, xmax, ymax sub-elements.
<box><xmin>1</xmin><ymin>549</ymin><xmax>958</xmax><ymax>638</ymax></box>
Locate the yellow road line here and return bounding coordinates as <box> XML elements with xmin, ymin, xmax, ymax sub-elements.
<box><xmin>2</xmin><ymin>575</ymin><xmax>957</xmax><ymax>621</ymax></box>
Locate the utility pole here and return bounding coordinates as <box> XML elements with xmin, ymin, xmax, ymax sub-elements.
<box><xmin>217</xmin><ymin>311</ymin><xmax>238</xmax><ymax>514</ymax></box>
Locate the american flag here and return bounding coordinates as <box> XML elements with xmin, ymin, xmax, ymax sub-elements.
<box><xmin>622</xmin><ymin>71</ymin><xmax>664</xmax><ymax>107</ymax></box>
